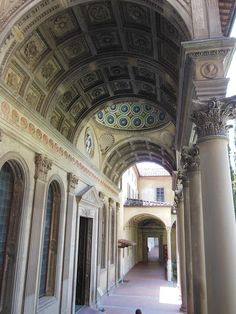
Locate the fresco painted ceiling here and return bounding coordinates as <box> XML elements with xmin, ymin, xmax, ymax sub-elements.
<box><xmin>95</xmin><ymin>102</ymin><xmax>170</xmax><ymax>131</ymax></box>
<box><xmin>0</xmin><ymin>0</ymin><xmax>190</xmax><ymax>143</ymax></box>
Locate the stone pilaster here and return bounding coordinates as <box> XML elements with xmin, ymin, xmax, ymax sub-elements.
<box><xmin>178</xmin><ymin>169</ymin><xmax>194</xmax><ymax>314</ymax></box>
<box><xmin>181</xmin><ymin>146</ymin><xmax>207</xmax><ymax>314</ymax></box>
<box><xmin>24</xmin><ymin>154</ymin><xmax>52</xmax><ymax>314</ymax></box>
<box><xmin>61</xmin><ymin>173</ymin><xmax>79</xmax><ymax>314</ymax></box>
<box><xmin>191</xmin><ymin>98</ymin><xmax>236</xmax><ymax>314</ymax></box>
<box><xmin>175</xmin><ymin>187</ymin><xmax>187</xmax><ymax>312</ymax></box>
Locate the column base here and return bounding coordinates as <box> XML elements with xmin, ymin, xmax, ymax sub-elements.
<box><xmin>179</xmin><ymin>305</ymin><xmax>187</xmax><ymax>312</ymax></box>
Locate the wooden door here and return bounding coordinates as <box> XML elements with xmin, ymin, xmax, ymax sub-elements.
<box><xmin>76</xmin><ymin>217</ymin><xmax>93</xmax><ymax>306</ymax></box>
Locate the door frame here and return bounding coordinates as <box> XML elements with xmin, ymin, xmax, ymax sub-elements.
<box><xmin>72</xmin><ymin>187</ymin><xmax>102</xmax><ymax>312</ymax></box>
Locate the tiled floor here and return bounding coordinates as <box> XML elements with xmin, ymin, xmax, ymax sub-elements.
<box><xmin>98</xmin><ymin>261</ymin><xmax>181</xmax><ymax>314</ymax></box>
<box><xmin>79</xmin><ymin>260</ymin><xmax>182</xmax><ymax>314</ymax></box>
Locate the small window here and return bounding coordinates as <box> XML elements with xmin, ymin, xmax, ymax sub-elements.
<box><xmin>156</xmin><ymin>188</ymin><xmax>164</xmax><ymax>202</ymax></box>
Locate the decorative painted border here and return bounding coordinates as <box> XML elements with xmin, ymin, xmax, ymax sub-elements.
<box><xmin>0</xmin><ymin>99</ymin><xmax>117</xmax><ymax>194</ymax></box>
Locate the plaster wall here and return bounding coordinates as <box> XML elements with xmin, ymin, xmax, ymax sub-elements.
<box><xmin>138</xmin><ymin>176</ymin><xmax>174</xmax><ymax>203</ymax></box>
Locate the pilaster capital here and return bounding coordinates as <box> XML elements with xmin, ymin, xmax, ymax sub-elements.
<box><xmin>109</xmin><ymin>197</ymin><xmax>115</xmax><ymax>209</ymax></box>
<box><xmin>99</xmin><ymin>191</ymin><xmax>105</xmax><ymax>202</ymax></box>
<box><xmin>116</xmin><ymin>202</ymin><xmax>120</xmax><ymax>211</ymax></box>
<box><xmin>192</xmin><ymin>97</ymin><xmax>236</xmax><ymax>139</ymax></box>
<box><xmin>34</xmin><ymin>153</ymin><xmax>52</xmax><ymax>181</ymax></box>
<box><xmin>67</xmin><ymin>173</ymin><xmax>79</xmax><ymax>193</ymax></box>
<box><xmin>181</xmin><ymin>145</ymin><xmax>200</xmax><ymax>171</ymax></box>
<box><xmin>177</xmin><ymin>169</ymin><xmax>189</xmax><ymax>187</ymax></box>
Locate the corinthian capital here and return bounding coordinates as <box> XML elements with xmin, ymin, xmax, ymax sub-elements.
<box><xmin>35</xmin><ymin>153</ymin><xmax>52</xmax><ymax>181</ymax></box>
<box><xmin>192</xmin><ymin>97</ymin><xmax>236</xmax><ymax>139</ymax></box>
<box><xmin>67</xmin><ymin>173</ymin><xmax>79</xmax><ymax>193</ymax></box>
<box><xmin>181</xmin><ymin>145</ymin><xmax>200</xmax><ymax>171</ymax></box>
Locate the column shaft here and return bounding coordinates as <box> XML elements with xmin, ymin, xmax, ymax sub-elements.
<box><xmin>183</xmin><ymin>180</ymin><xmax>194</xmax><ymax>314</ymax></box>
<box><xmin>199</xmin><ymin>137</ymin><xmax>236</xmax><ymax>314</ymax></box>
<box><xmin>177</xmin><ymin>195</ymin><xmax>187</xmax><ymax>312</ymax></box>
<box><xmin>188</xmin><ymin>168</ymin><xmax>207</xmax><ymax>314</ymax></box>
<box><xmin>166</xmin><ymin>227</ymin><xmax>172</xmax><ymax>282</ymax></box>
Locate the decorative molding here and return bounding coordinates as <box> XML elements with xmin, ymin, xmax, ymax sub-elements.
<box><xmin>188</xmin><ymin>49</ymin><xmax>230</xmax><ymax>59</ymax></box>
<box><xmin>67</xmin><ymin>172</ymin><xmax>78</xmax><ymax>192</ymax></box>
<box><xmin>192</xmin><ymin>98</ymin><xmax>236</xmax><ymax>139</ymax></box>
<box><xmin>0</xmin><ymin>98</ymin><xmax>117</xmax><ymax>193</ymax></box>
<box><xmin>34</xmin><ymin>153</ymin><xmax>52</xmax><ymax>181</ymax></box>
<box><xmin>80</xmin><ymin>207</ymin><xmax>92</xmax><ymax>217</ymax></box>
<box><xmin>200</xmin><ymin>62</ymin><xmax>218</xmax><ymax>79</ymax></box>
<box><xmin>181</xmin><ymin>145</ymin><xmax>200</xmax><ymax>171</ymax></box>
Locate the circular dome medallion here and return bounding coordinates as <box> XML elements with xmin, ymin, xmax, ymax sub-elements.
<box><xmin>159</xmin><ymin>112</ymin><xmax>166</xmax><ymax>121</ymax></box>
<box><xmin>146</xmin><ymin>115</ymin><xmax>155</xmax><ymax>125</ymax></box>
<box><xmin>119</xmin><ymin>116</ymin><xmax>129</xmax><ymax>127</ymax></box>
<box><xmin>132</xmin><ymin>117</ymin><xmax>143</xmax><ymax>128</ymax></box>
<box><xmin>120</xmin><ymin>104</ymin><xmax>129</xmax><ymax>113</ymax></box>
<box><xmin>132</xmin><ymin>104</ymin><xmax>142</xmax><ymax>114</ymax></box>
<box><xmin>110</xmin><ymin>104</ymin><xmax>117</xmax><ymax>111</ymax></box>
<box><xmin>97</xmin><ymin>111</ymin><xmax>103</xmax><ymax>119</ymax></box>
<box><xmin>106</xmin><ymin>114</ymin><xmax>115</xmax><ymax>125</ymax></box>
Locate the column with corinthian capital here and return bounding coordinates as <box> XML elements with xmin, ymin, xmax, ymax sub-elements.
<box><xmin>181</xmin><ymin>146</ymin><xmax>207</xmax><ymax>314</ymax></box>
<box><xmin>175</xmin><ymin>188</ymin><xmax>187</xmax><ymax>312</ymax></box>
<box><xmin>192</xmin><ymin>98</ymin><xmax>236</xmax><ymax>314</ymax></box>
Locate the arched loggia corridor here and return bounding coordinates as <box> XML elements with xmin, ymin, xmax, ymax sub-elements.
<box><xmin>0</xmin><ymin>1</ymin><xmax>236</xmax><ymax>314</ymax></box>
<box><xmin>99</xmin><ymin>262</ymin><xmax>180</xmax><ymax>314</ymax></box>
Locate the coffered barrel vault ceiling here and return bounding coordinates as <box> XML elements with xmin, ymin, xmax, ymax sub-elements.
<box><xmin>1</xmin><ymin>0</ymin><xmax>189</xmax><ymax>143</ymax></box>
<box><xmin>103</xmin><ymin>140</ymin><xmax>175</xmax><ymax>185</ymax></box>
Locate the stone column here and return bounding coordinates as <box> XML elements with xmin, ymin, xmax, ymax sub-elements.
<box><xmin>24</xmin><ymin>154</ymin><xmax>52</xmax><ymax>314</ymax></box>
<box><xmin>106</xmin><ymin>198</ymin><xmax>113</xmax><ymax>293</ymax></box>
<box><xmin>179</xmin><ymin>170</ymin><xmax>194</xmax><ymax>314</ymax></box>
<box><xmin>115</xmin><ymin>202</ymin><xmax>120</xmax><ymax>286</ymax></box>
<box><xmin>181</xmin><ymin>146</ymin><xmax>207</xmax><ymax>314</ymax></box>
<box><xmin>159</xmin><ymin>235</ymin><xmax>163</xmax><ymax>263</ymax></box>
<box><xmin>192</xmin><ymin>98</ymin><xmax>236</xmax><ymax>314</ymax></box>
<box><xmin>175</xmin><ymin>189</ymin><xmax>187</xmax><ymax>312</ymax></box>
<box><xmin>166</xmin><ymin>226</ymin><xmax>172</xmax><ymax>282</ymax></box>
<box><xmin>61</xmin><ymin>173</ymin><xmax>78</xmax><ymax>314</ymax></box>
